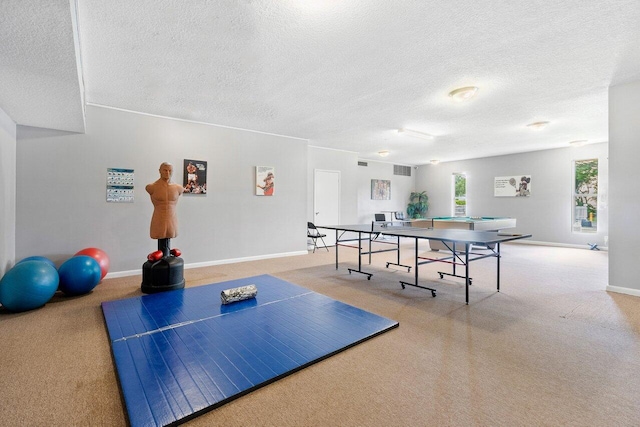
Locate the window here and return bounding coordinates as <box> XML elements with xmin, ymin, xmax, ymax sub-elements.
<box><xmin>453</xmin><ymin>173</ymin><xmax>467</xmax><ymax>216</ymax></box>
<box><xmin>573</xmin><ymin>159</ymin><xmax>598</xmax><ymax>233</ymax></box>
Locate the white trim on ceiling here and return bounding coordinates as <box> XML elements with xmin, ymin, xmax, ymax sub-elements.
<box><xmin>86</xmin><ymin>103</ymin><xmax>310</xmax><ymax>141</ymax></box>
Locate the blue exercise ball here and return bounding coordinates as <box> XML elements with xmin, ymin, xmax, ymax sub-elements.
<box><xmin>58</xmin><ymin>255</ymin><xmax>102</xmax><ymax>296</ymax></box>
<box><xmin>17</xmin><ymin>256</ymin><xmax>56</xmax><ymax>269</ymax></box>
<box><xmin>0</xmin><ymin>260</ymin><xmax>59</xmax><ymax>312</ymax></box>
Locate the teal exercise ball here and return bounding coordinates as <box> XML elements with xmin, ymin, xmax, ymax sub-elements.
<box><xmin>58</xmin><ymin>255</ymin><xmax>101</xmax><ymax>296</ymax></box>
<box><xmin>17</xmin><ymin>256</ymin><xmax>56</xmax><ymax>269</ymax></box>
<box><xmin>0</xmin><ymin>261</ymin><xmax>59</xmax><ymax>312</ymax></box>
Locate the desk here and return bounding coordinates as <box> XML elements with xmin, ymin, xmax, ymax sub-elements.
<box><xmin>381</xmin><ymin>211</ymin><xmax>398</xmax><ymax>222</ymax></box>
<box><xmin>318</xmin><ymin>223</ymin><xmax>531</xmax><ymax>304</ymax></box>
<box><xmin>381</xmin><ymin>210</ymin><xmax>410</xmax><ymax>226</ymax></box>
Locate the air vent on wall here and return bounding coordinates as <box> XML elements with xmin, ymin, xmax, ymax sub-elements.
<box><xmin>394</xmin><ymin>165</ymin><xmax>411</xmax><ymax>176</ymax></box>
<box><xmin>358</xmin><ymin>161</ymin><xmax>368</xmax><ymax>167</ymax></box>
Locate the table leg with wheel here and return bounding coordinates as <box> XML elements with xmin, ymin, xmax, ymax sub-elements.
<box><xmin>347</xmin><ymin>231</ymin><xmax>372</xmax><ymax>279</ymax></box>
<box><xmin>399</xmin><ymin>236</ymin><xmax>436</xmax><ymax>297</ymax></box>
<box><xmin>497</xmin><ymin>242</ymin><xmax>501</xmax><ymax>292</ymax></box>
<box><xmin>335</xmin><ymin>229</ymin><xmax>339</xmax><ymax>269</ymax></box>
<box><xmin>465</xmin><ymin>243</ymin><xmax>470</xmax><ymax>305</ymax></box>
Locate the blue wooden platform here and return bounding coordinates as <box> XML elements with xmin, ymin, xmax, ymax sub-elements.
<box><xmin>102</xmin><ymin>274</ymin><xmax>398</xmax><ymax>427</ymax></box>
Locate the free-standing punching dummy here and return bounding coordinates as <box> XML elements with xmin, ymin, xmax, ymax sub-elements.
<box><xmin>141</xmin><ymin>162</ymin><xmax>186</xmax><ymax>293</ymax></box>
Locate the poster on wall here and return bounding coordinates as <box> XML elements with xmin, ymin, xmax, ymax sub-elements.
<box><xmin>494</xmin><ymin>175</ymin><xmax>532</xmax><ymax>197</ymax></box>
<box><xmin>183</xmin><ymin>159</ymin><xmax>207</xmax><ymax>195</ymax></box>
<box><xmin>371</xmin><ymin>179</ymin><xmax>391</xmax><ymax>200</ymax></box>
<box><xmin>256</xmin><ymin>166</ymin><xmax>275</xmax><ymax>196</ymax></box>
<box><xmin>106</xmin><ymin>168</ymin><xmax>134</xmax><ymax>203</ymax></box>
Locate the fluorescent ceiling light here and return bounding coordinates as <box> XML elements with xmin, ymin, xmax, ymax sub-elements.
<box><xmin>448</xmin><ymin>86</ymin><xmax>478</xmax><ymax>102</ymax></box>
<box><xmin>378</xmin><ymin>150</ymin><xmax>390</xmax><ymax>157</ymax></box>
<box><xmin>569</xmin><ymin>140</ymin><xmax>587</xmax><ymax>147</ymax></box>
<box><xmin>430</xmin><ymin>160</ymin><xmax>440</xmax><ymax>165</ymax></box>
<box><xmin>398</xmin><ymin>128</ymin><xmax>434</xmax><ymax>140</ymax></box>
<box><xmin>526</xmin><ymin>121</ymin><xmax>550</xmax><ymax>130</ymax></box>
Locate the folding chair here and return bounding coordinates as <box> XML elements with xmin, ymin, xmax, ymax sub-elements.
<box><xmin>374</xmin><ymin>213</ymin><xmax>388</xmax><ymax>224</ymax></box>
<box><xmin>307</xmin><ymin>222</ymin><xmax>329</xmax><ymax>253</ymax></box>
<box><xmin>394</xmin><ymin>211</ymin><xmax>411</xmax><ymax>226</ymax></box>
<box><xmin>373</xmin><ymin>213</ymin><xmax>390</xmax><ymax>239</ymax></box>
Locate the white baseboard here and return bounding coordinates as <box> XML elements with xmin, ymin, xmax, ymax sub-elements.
<box><xmin>105</xmin><ymin>269</ymin><xmax>142</xmax><ymax>279</ymax></box>
<box><xmin>509</xmin><ymin>239</ymin><xmax>608</xmax><ymax>251</ymax></box>
<box><xmin>104</xmin><ymin>250</ymin><xmax>309</xmax><ymax>279</ymax></box>
<box><xmin>606</xmin><ymin>285</ymin><xmax>640</xmax><ymax>298</ymax></box>
<box><xmin>184</xmin><ymin>250</ymin><xmax>308</xmax><ymax>270</ymax></box>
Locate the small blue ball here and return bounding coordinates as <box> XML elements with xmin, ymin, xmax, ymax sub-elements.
<box><xmin>58</xmin><ymin>255</ymin><xmax>102</xmax><ymax>296</ymax></box>
<box><xmin>0</xmin><ymin>261</ymin><xmax>59</xmax><ymax>312</ymax></box>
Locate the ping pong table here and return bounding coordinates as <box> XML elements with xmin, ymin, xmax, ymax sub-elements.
<box><xmin>318</xmin><ymin>223</ymin><xmax>531</xmax><ymax>304</ymax></box>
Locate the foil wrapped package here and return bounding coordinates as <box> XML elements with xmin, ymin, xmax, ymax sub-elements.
<box><xmin>220</xmin><ymin>284</ymin><xmax>258</xmax><ymax>305</ymax></box>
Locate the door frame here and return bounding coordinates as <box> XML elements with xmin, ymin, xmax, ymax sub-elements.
<box><xmin>313</xmin><ymin>169</ymin><xmax>341</xmax><ymax>246</ymax></box>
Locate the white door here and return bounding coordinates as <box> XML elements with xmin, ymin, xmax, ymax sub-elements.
<box><xmin>314</xmin><ymin>169</ymin><xmax>340</xmax><ymax>247</ymax></box>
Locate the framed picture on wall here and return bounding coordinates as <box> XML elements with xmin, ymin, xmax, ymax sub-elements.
<box><xmin>371</xmin><ymin>179</ymin><xmax>391</xmax><ymax>200</ymax></box>
<box><xmin>256</xmin><ymin>166</ymin><xmax>275</xmax><ymax>196</ymax></box>
<box><xmin>183</xmin><ymin>159</ymin><xmax>207</xmax><ymax>195</ymax></box>
<box><xmin>494</xmin><ymin>175</ymin><xmax>531</xmax><ymax>197</ymax></box>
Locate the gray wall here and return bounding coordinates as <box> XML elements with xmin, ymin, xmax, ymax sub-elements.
<box><xmin>0</xmin><ymin>106</ymin><xmax>16</xmax><ymax>277</ymax></box>
<box><xmin>609</xmin><ymin>80</ymin><xmax>640</xmax><ymax>296</ymax></box>
<box><xmin>16</xmin><ymin>105</ymin><xmax>308</xmax><ymax>274</ymax></box>
<box><xmin>7</xmin><ymin>86</ymin><xmax>637</xmax><ymax>299</ymax></box>
<box><xmin>357</xmin><ymin>160</ymin><xmax>416</xmax><ymax>223</ymax></box>
<box><xmin>307</xmin><ymin>146</ymin><xmax>359</xmax><ymax>225</ymax></box>
<box><xmin>415</xmin><ymin>143</ymin><xmax>609</xmax><ymax>247</ymax></box>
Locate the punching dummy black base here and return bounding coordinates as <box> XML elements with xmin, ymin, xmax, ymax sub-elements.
<box><xmin>141</xmin><ymin>238</ymin><xmax>185</xmax><ymax>294</ymax></box>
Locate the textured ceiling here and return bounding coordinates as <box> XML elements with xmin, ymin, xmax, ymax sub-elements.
<box><xmin>0</xmin><ymin>0</ymin><xmax>85</xmax><ymax>132</ymax></box>
<box><xmin>2</xmin><ymin>1</ymin><xmax>640</xmax><ymax>164</ymax></box>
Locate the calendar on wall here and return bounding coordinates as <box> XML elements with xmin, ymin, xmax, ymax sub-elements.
<box><xmin>107</xmin><ymin>168</ymin><xmax>134</xmax><ymax>203</ymax></box>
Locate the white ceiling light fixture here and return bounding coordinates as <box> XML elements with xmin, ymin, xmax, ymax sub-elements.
<box><xmin>569</xmin><ymin>140</ymin><xmax>587</xmax><ymax>147</ymax></box>
<box><xmin>398</xmin><ymin>128</ymin><xmax>434</xmax><ymax>140</ymax></box>
<box><xmin>448</xmin><ymin>86</ymin><xmax>478</xmax><ymax>102</ymax></box>
<box><xmin>526</xmin><ymin>121</ymin><xmax>550</xmax><ymax>130</ymax></box>
<box><xmin>378</xmin><ymin>150</ymin><xmax>390</xmax><ymax>157</ymax></box>
<box><xmin>430</xmin><ymin>159</ymin><xmax>440</xmax><ymax>165</ymax></box>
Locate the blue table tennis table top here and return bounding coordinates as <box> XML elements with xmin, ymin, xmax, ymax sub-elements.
<box><xmin>102</xmin><ymin>274</ymin><xmax>398</xmax><ymax>427</ymax></box>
